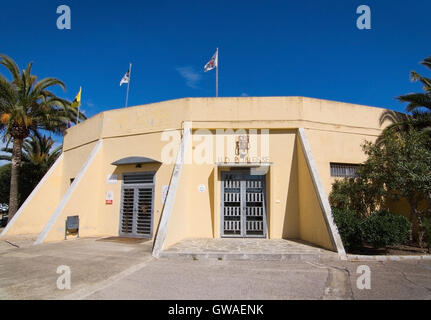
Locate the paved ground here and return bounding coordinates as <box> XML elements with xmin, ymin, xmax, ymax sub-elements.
<box><xmin>0</xmin><ymin>237</ymin><xmax>431</xmax><ymax>300</ymax></box>
<box><xmin>0</xmin><ymin>237</ymin><xmax>153</xmax><ymax>300</ymax></box>
<box><xmin>83</xmin><ymin>259</ymin><xmax>431</xmax><ymax>300</ymax></box>
<box><xmin>160</xmin><ymin>238</ymin><xmax>337</xmax><ymax>261</ymax></box>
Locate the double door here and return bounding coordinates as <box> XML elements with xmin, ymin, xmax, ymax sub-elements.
<box><xmin>221</xmin><ymin>171</ymin><xmax>267</xmax><ymax>238</ymax></box>
<box><xmin>120</xmin><ymin>173</ymin><xmax>155</xmax><ymax>238</ymax></box>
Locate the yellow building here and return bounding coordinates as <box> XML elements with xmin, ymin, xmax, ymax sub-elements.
<box><xmin>1</xmin><ymin>97</ymin><xmax>388</xmax><ymax>258</ymax></box>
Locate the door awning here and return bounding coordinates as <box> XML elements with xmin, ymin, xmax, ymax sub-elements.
<box><xmin>112</xmin><ymin>157</ymin><xmax>161</xmax><ymax>166</ymax></box>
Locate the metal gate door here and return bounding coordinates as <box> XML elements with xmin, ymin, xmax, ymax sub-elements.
<box><xmin>221</xmin><ymin>171</ymin><xmax>267</xmax><ymax>238</ymax></box>
<box><xmin>120</xmin><ymin>173</ymin><xmax>155</xmax><ymax>238</ymax></box>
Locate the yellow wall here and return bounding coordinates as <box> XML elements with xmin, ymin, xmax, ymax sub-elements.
<box><xmin>43</xmin><ymin>142</ymin><xmax>105</xmax><ymax>242</ymax></box>
<box><xmin>267</xmin><ymin>130</ymin><xmax>299</xmax><ymax>239</ymax></box>
<box><xmin>162</xmin><ymin>163</ymin><xmax>193</xmax><ymax>249</ymax></box>
<box><xmin>63</xmin><ymin>97</ymin><xmax>388</xmax><ymax>151</ymax></box>
<box><xmin>305</xmin><ymin>129</ymin><xmax>379</xmax><ymax>196</ymax></box>
<box><xmin>297</xmin><ymin>135</ymin><xmax>334</xmax><ymax>250</ymax></box>
<box><xmin>3</xmin><ymin>155</ymin><xmax>64</xmax><ymax>236</ymax></box>
<box><xmin>61</xmin><ymin>141</ymin><xmax>100</xmax><ymax>193</ymax></box>
<box><xmin>99</xmin><ymin>132</ymin><xmax>176</xmax><ymax>238</ymax></box>
<box><xmin>63</xmin><ymin>113</ymin><xmax>103</xmax><ymax>151</ymax></box>
<box><xmin>162</xmin><ymin>129</ymin><xmax>300</xmax><ymax>248</ymax></box>
<box><xmin>42</xmin><ymin>132</ymin><xmax>178</xmax><ymax>242</ymax></box>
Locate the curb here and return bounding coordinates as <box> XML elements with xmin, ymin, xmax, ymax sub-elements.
<box><xmin>158</xmin><ymin>252</ymin><xmax>339</xmax><ymax>262</ymax></box>
<box><xmin>347</xmin><ymin>254</ymin><xmax>431</xmax><ymax>262</ymax></box>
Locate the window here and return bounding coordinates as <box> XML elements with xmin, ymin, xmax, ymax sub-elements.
<box><xmin>123</xmin><ymin>172</ymin><xmax>155</xmax><ymax>185</ymax></box>
<box><xmin>330</xmin><ymin>163</ymin><xmax>359</xmax><ymax>178</ymax></box>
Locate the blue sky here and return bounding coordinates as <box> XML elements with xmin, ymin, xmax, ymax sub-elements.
<box><xmin>0</xmin><ymin>0</ymin><xmax>430</xmax><ymax>128</ymax></box>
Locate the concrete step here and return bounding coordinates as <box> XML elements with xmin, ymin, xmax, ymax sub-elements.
<box><xmin>159</xmin><ymin>251</ymin><xmax>339</xmax><ymax>262</ymax></box>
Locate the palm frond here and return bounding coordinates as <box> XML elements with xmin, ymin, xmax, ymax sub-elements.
<box><xmin>379</xmin><ymin>109</ymin><xmax>410</xmax><ymax>127</ymax></box>
<box><xmin>0</xmin><ymin>54</ymin><xmax>80</xmax><ymax>140</ymax></box>
<box><xmin>398</xmin><ymin>93</ymin><xmax>431</xmax><ymax>113</ymax></box>
<box><xmin>421</xmin><ymin>56</ymin><xmax>431</xmax><ymax>71</ymax></box>
<box><xmin>410</xmin><ymin>71</ymin><xmax>431</xmax><ymax>92</ymax></box>
<box><xmin>1</xmin><ymin>132</ymin><xmax>61</xmax><ymax>166</ymax></box>
<box><xmin>378</xmin><ymin>108</ymin><xmax>431</xmax><ymax>145</ymax></box>
<box><xmin>0</xmin><ymin>54</ymin><xmax>20</xmax><ymax>83</ymax></box>
<box><xmin>31</xmin><ymin>78</ymin><xmax>66</xmax><ymax>96</ymax></box>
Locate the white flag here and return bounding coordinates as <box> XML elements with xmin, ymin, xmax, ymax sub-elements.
<box><xmin>120</xmin><ymin>70</ymin><xmax>130</xmax><ymax>86</ymax></box>
<box><xmin>204</xmin><ymin>50</ymin><xmax>218</xmax><ymax>72</ymax></box>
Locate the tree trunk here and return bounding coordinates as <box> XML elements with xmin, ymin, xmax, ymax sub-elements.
<box><xmin>8</xmin><ymin>138</ymin><xmax>23</xmax><ymax>222</ymax></box>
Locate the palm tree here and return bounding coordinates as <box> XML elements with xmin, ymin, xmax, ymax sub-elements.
<box><xmin>380</xmin><ymin>56</ymin><xmax>431</xmax><ymax>136</ymax></box>
<box><xmin>379</xmin><ymin>110</ymin><xmax>431</xmax><ymax>142</ymax></box>
<box><xmin>0</xmin><ymin>133</ymin><xmax>62</xmax><ymax>207</ymax></box>
<box><xmin>0</xmin><ymin>132</ymin><xmax>62</xmax><ymax>168</ymax></box>
<box><xmin>0</xmin><ymin>54</ymin><xmax>80</xmax><ymax>221</ymax></box>
<box><xmin>399</xmin><ymin>56</ymin><xmax>431</xmax><ymax>114</ymax></box>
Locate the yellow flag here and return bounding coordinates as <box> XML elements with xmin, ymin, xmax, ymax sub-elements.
<box><xmin>71</xmin><ymin>87</ymin><xmax>81</xmax><ymax>108</ymax></box>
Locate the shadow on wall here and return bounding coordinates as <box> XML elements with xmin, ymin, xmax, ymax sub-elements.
<box><xmin>283</xmin><ymin>138</ymin><xmax>299</xmax><ymax>239</ymax></box>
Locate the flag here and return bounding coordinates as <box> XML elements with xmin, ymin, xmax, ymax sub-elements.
<box><xmin>204</xmin><ymin>50</ymin><xmax>218</xmax><ymax>72</ymax></box>
<box><xmin>71</xmin><ymin>88</ymin><xmax>81</xmax><ymax>108</ymax></box>
<box><xmin>120</xmin><ymin>69</ymin><xmax>130</xmax><ymax>86</ymax></box>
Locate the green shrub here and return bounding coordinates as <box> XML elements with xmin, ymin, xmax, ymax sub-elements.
<box><xmin>361</xmin><ymin>211</ymin><xmax>411</xmax><ymax>248</ymax></box>
<box><xmin>329</xmin><ymin>176</ymin><xmax>385</xmax><ymax>219</ymax></box>
<box><xmin>332</xmin><ymin>208</ymin><xmax>363</xmax><ymax>251</ymax></box>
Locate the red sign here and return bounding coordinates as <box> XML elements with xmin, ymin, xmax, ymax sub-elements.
<box><xmin>106</xmin><ymin>191</ymin><xmax>114</xmax><ymax>205</ymax></box>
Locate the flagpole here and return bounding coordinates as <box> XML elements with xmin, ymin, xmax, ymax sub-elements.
<box><xmin>216</xmin><ymin>48</ymin><xmax>219</xmax><ymax>98</ymax></box>
<box><xmin>125</xmin><ymin>63</ymin><xmax>132</xmax><ymax>108</ymax></box>
<box><xmin>77</xmin><ymin>86</ymin><xmax>81</xmax><ymax>124</ymax></box>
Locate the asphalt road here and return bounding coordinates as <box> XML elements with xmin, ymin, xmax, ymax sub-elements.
<box><xmin>0</xmin><ymin>238</ymin><xmax>430</xmax><ymax>300</ymax></box>
<box><xmin>80</xmin><ymin>258</ymin><xmax>431</xmax><ymax>300</ymax></box>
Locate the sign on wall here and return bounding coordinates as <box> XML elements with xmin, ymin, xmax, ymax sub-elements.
<box><xmin>106</xmin><ymin>191</ymin><xmax>114</xmax><ymax>205</ymax></box>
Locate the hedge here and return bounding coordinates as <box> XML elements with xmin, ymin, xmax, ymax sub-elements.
<box><xmin>332</xmin><ymin>209</ymin><xmax>411</xmax><ymax>251</ymax></box>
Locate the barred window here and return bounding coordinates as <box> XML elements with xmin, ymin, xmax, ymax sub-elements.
<box><xmin>123</xmin><ymin>172</ymin><xmax>155</xmax><ymax>185</ymax></box>
<box><xmin>330</xmin><ymin>163</ymin><xmax>359</xmax><ymax>178</ymax></box>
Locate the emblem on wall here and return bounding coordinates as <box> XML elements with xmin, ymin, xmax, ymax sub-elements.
<box><xmin>236</xmin><ymin>135</ymin><xmax>250</xmax><ymax>159</ymax></box>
